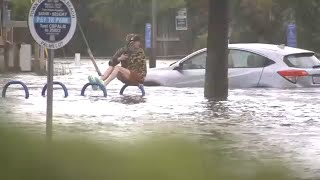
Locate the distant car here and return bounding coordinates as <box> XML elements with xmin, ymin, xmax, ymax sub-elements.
<box><xmin>143</xmin><ymin>43</ymin><xmax>320</xmax><ymax>88</ymax></box>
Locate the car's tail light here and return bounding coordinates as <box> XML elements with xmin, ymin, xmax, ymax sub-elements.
<box><xmin>277</xmin><ymin>70</ymin><xmax>309</xmax><ymax>84</ymax></box>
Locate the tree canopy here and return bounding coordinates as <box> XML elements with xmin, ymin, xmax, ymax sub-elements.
<box><xmin>10</xmin><ymin>0</ymin><xmax>320</xmax><ymax>56</ymax></box>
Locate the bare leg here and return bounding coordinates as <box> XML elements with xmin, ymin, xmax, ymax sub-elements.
<box><xmin>104</xmin><ymin>66</ymin><xmax>131</xmax><ymax>86</ymax></box>
<box><xmin>101</xmin><ymin>66</ymin><xmax>115</xmax><ymax>80</ymax></box>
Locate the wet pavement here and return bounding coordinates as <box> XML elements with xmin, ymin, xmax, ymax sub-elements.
<box><xmin>0</xmin><ymin>59</ymin><xmax>320</xmax><ymax>179</ymax></box>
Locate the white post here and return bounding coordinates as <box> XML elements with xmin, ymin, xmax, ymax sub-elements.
<box><xmin>75</xmin><ymin>53</ymin><xmax>80</xmax><ymax>66</ymax></box>
<box><xmin>19</xmin><ymin>44</ymin><xmax>32</xmax><ymax>72</ymax></box>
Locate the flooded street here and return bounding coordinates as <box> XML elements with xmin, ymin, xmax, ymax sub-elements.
<box><xmin>1</xmin><ymin>59</ymin><xmax>320</xmax><ymax>179</ymax></box>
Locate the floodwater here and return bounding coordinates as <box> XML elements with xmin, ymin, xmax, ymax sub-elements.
<box><xmin>0</xmin><ymin>59</ymin><xmax>320</xmax><ymax>179</ymax></box>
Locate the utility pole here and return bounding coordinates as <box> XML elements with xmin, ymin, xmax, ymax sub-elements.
<box><xmin>150</xmin><ymin>0</ymin><xmax>157</xmax><ymax>68</ymax></box>
<box><xmin>204</xmin><ymin>0</ymin><xmax>229</xmax><ymax>100</ymax></box>
<box><xmin>2</xmin><ymin>0</ymin><xmax>11</xmax><ymax>72</ymax></box>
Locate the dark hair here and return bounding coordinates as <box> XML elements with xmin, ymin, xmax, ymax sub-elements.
<box><xmin>127</xmin><ymin>34</ymin><xmax>142</xmax><ymax>42</ymax></box>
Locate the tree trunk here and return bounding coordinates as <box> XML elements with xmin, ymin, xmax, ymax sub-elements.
<box><xmin>204</xmin><ymin>0</ymin><xmax>229</xmax><ymax>100</ymax></box>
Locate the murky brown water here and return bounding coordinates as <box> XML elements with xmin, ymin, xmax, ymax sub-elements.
<box><xmin>1</xmin><ymin>59</ymin><xmax>320</xmax><ymax>179</ymax></box>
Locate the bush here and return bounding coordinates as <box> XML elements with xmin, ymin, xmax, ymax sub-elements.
<box><xmin>0</xmin><ymin>122</ymin><xmax>297</xmax><ymax>180</ymax></box>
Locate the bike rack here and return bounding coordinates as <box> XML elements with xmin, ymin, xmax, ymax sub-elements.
<box><xmin>2</xmin><ymin>81</ymin><xmax>30</xmax><ymax>99</ymax></box>
<box><xmin>2</xmin><ymin>81</ymin><xmax>144</xmax><ymax>99</ymax></box>
<box><xmin>81</xmin><ymin>83</ymin><xmax>107</xmax><ymax>97</ymax></box>
<box><xmin>119</xmin><ymin>84</ymin><xmax>145</xmax><ymax>96</ymax></box>
<box><xmin>41</xmin><ymin>81</ymin><xmax>69</xmax><ymax>98</ymax></box>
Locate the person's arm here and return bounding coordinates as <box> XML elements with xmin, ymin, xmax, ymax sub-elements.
<box><xmin>134</xmin><ymin>48</ymin><xmax>147</xmax><ymax>77</ymax></box>
<box><xmin>108</xmin><ymin>47</ymin><xmax>125</xmax><ymax>66</ymax></box>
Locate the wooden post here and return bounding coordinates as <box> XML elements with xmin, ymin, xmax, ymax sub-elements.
<box><xmin>39</xmin><ymin>45</ymin><xmax>46</xmax><ymax>75</ymax></box>
<box><xmin>204</xmin><ymin>0</ymin><xmax>229</xmax><ymax>100</ymax></box>
<box><xmin>35</xmin><ymin>43</ymin><xmax>40</xmax><ymax>62</ymax></box>
<box><xmin>33</xmin><ymin>42</ymin><xmax>40</xmax><ymax>73</ymax></box>
<box><xmin>3</xmin><ymin>28</ymin><xmax>8</xmax><ymax>72</ymax></box>
<box><xmin>0</xmin><ymin>44</ymin><xmax>4</xmax><ymax>72</ymax></box>
<box><xmin>150</xmin><ymin>0</ymin><xmax>157</xmax><ymax>68</ymax></box>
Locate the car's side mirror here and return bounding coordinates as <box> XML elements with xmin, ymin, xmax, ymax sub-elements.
<box><xmin>173</xmin><ymin>63</ymin><xmax>183</xmax><ymax>71</ymax></box>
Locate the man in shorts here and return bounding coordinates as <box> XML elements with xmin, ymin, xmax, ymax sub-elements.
<box><xmin>94</xmin><ymin>34</ymin><xmax>147</xmax><ymax>88</ymax></box>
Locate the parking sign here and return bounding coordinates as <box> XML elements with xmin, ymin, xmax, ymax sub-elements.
<box><xmin>28</xmin><ymin>0</ymin><xmax>77</xmax><ymax>49</ymax></box>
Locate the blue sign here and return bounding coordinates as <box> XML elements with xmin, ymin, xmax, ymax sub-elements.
<box><xmin>145</xmin><ymin>23</ymin><xmax>152</xmax><ymax>49</ymax></box>
<box><xmin>287</xmin><ymin>24</ymin><xmax>297</xmax><ymax>48</ymax></box>
<box><xmin>28</xmin><ymin>0</ymin><xmax>77</xmax><ymax>50</ymax></box>
<box><xmin>34</xmin><ymin>16</ymin><xmax>71</xmax><ymax>24</ymax></box>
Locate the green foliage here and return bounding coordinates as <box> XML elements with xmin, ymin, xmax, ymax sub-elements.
<box><xmin>185</xmin><ymin>0</ymin><xmax>320</xmax><ymax>51</ymax></box>
<box><xmin>8</xmin><ymin>0</ymin><xmax>320</xmax><ymax>55</ymax></box>
<box><xmin>11</xmin><ymin>0</ymin><xmax>31</xmax><ymax>20</ymax></box>
<box><xmin>89</xmin><ymin>0</ymin><xmax>184</xmax><ymax>35</ymax></box>
<box><xmin>230</xmin><ymin>0</ymin><xmax>320</xmax><ymax>51</ymax></box>
<box><xmin>0</xmin><ymin>122</ymin><xmax>298</xmax><ymax>180</ymax></box>
<box><xmin>295</xmin><ymin>0</ymin><xmax>320</xmax><ymax>51</ymax></box>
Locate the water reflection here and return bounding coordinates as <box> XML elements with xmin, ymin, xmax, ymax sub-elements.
<box><xmin>205</xmin><ymin>100</ymin><xmax>230</xmax><ymax>116</ymax></box>
<box><xmin>113</xmin><ymin>95</ymin><xmax>147</xmax><ymax>105</ymax></box>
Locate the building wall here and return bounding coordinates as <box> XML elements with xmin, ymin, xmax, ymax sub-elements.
<box><xmin>156</xmin><ymin>8</ymin><xmax>193</xmax><ymax>58</ymax></box>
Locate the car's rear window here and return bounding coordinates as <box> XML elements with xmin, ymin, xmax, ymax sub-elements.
<box><xmin>284</xmin><ymin>53</ymin><xmax>320</xmax><ymax>68</ymax></box>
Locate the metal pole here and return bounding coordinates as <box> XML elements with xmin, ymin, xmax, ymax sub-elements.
<box><xmin>150</xmin><ymin>0</ymin><xmax>157</xmax><ymax>68</ymax></box>
<box><xmin>46</xmin><ymin>49</ymin><xmax>54</xmax><ymax>142</ymax></box>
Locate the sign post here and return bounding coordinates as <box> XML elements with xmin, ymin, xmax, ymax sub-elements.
<box><xmin>28</xmin><ymin>0</ymin><xmax>77</xmax><ymax>142</ymax></box>
<box><xmin>145</xmin><ymin>23</ymin><xmax>152</xmax><ymax>49</ymax></box>
<box><xmin>287</xmin><ymin>23</ymin><xmax>297</xmax><ymax>48</ymax></box>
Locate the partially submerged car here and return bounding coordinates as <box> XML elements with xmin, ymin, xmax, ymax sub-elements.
<box><xmin>144</xmin><ymin>43</ymin><xmax>320</xmax><ymax>88</ymax></box>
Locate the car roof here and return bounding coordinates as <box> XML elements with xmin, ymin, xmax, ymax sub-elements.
<box><xmin>192</xmin><ymin>43</ymin><xmax>314</xmax><ymax>57</ymax></box>
<box><xmin>229</xmin><ymin>43</ymin><xmax>314</xmax><ymax>56</ymax></box>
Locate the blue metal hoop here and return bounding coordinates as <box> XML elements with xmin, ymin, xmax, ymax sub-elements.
<box><xmin>81</xmin><ymin>83</ymin><xmax>107</xmax><ymax>97</ymax></box>
<box><xmin>2</xmin><ymin>80</ymin><xmax>30</xmax><ymax>99</ymax></box>
<box><xmin>120</xmin><ymin>84</ymin><xmax>145</xmax><ymax>96</ymax></box>
<box><xmin>42</xmin><ymin>81</ymin><xmax>69</xmax><ymax>98</ymax></box>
